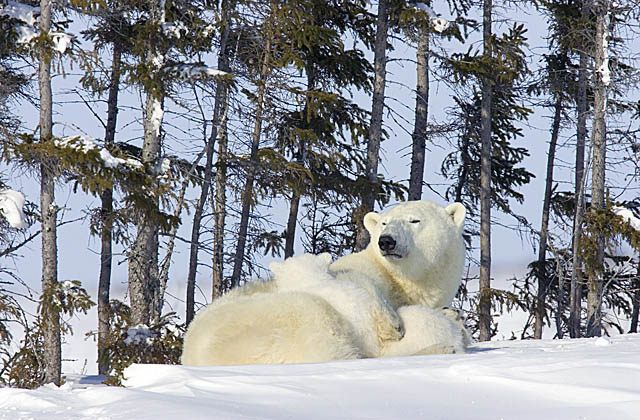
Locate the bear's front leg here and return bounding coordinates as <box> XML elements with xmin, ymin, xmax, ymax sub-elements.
<box><xmin>373</xmin><ymin>299</ymin><xmax>405</xmax><ymax>342</ymax></box>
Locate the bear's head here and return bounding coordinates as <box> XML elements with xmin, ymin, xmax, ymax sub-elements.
<box><xmin>363</xmin><ymin>201</ymin><xmax>466</xmax><ymax>284</ymax></box>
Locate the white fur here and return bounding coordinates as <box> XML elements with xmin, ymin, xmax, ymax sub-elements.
<box><xmin>270</xmin><ymin>253</ymin><xmax>402</xmax><ymax>357</ymax></box>
<box><xmin>330</xmin><ymin>201</ymin><xmax>466</xmax><ymax>310</ymax></box>
<box><xmin>181</xmin><ymin>200</ymin><xmax>467</xmax><ymax>366</ymax></box>
<box><xmin>381</xmin><ymin>306</ymin><xmax>467</xmax><ymax>357</ymax></box>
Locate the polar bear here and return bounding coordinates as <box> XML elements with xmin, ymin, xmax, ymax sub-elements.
<box><xmin>381</xmin><ymin>306</ymin><xmax>469</xmax><ymax>357</ymax></box>
<box><xmin>180</xmin><ymin>291</ymin><xmax>362</xmax><ymax>365</ymax></box>
<box><xmin>181</xmin><ymin>200</ymin><xmax>467</xmax><ymax>365</ymax></box>
<box><xmin>269</xmin><ymin>252</ymin><xmax>403</xmax><ymax>357</ymax></box>
<box><xmin>330</xmin><ymin>200</ymin><xmax>466</xmax><ymax>311</ymax></box>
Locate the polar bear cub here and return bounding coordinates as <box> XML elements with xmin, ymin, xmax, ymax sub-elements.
<box><xmin>381</xmin><ymin>305</ymin><xmax>468</xmax><ymax>357</ymax></box>
<box><xmin>269</xmin><ymin>252</ymin><xmax>403</xmax><ymax>357</ymax></box>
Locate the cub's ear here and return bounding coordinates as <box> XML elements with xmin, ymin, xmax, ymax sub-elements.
<box><xmin>445</xmin><ymin>203</ymin><xmax>466</xmax><ymax>230</ymax></box>
<box><xmin>268</xmin><ymin>260</ymin><xmax>283</xmax><ymax>274</ymax></box>
<box><xmin>318</xmin><ymin>252</ymin><xmax>333</xmax><ymax>265</ymax></box>
<box><xmin>363</xmin><ymin>211</ymin><xmax>381</xmax><ymax>233</ymax></box>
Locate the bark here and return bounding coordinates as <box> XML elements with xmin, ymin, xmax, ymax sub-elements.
<box><xmin>355</xmin><ymin>0</ymin><xmax>388</xmax><ymax>251</ymax></box>
<box><xmin>128</xmin><ymin>0</ymin><xmax>165</xmax><ymax>326</ymax></box>
<box><xmin>98</xmin><ymin>39</ymin><xmax>122</xmax><ymax>375</ymax></box>
<box><xmin>284</xmin><ymin>64</ymin><xmax>315</xmax><ymax>258</ymax></box>
<box><xmin>38</xmin><ymin>0</ymin><xmax>61</xmax><ymax>386</ymax></box>
<box><xmin>212</xmin><ymin>105</ymin><xmax>230</xmax><ymax>300</ymax></box>
<box><xmin>569</xmin><ymin>0</ymin><xmax>591</xmax><ymax>339</ymax></box>
<box><xmin>284</xmin><ymin>188</ymin><xmax>301</xmax><ymax>258</ymax></box>
<box><xmin>408</xmin><ymin>26</ymin><xmax>429</xmax><ymax>201</ymax></box>
<box><xmin>230</xmin><ymin>12</ymin><xmax>273</xmax><ymax>288</ymax></box>
<box><xmin>586</xmin><ymin>0</ymin><xmax>608</xmax><ymax>338</ymax></box>
<box><xmin>186</xmin><ymin>0</ymin><xmax>234</xmax><ymax>323</ymax></box>
<box><xmin>478</xmin><ymin>0</ymin><xmax>493</xmax><ymax>342</ymax></box>
<box><xmin>629</xmin><ymin>263</ymin><xmax>640</xmax><ymax>333</ymax></box>
<box><xmin>534</xmin><ymin>97</ymin><xmax>562</xmax><ymax>339</ymax></box>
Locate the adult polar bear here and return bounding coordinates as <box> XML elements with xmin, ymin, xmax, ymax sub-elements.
<box><xmin>181</xmin><ymin>200</ymin><xmax>467</xmax><ymax>365</ymax></box>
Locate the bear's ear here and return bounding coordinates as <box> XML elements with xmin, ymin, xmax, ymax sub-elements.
<box><xmin>445</xmin><ymin>203</ymin><xmax>466</xmax><ymax>230</ymax></box>
<box><xmin>363</xmin><ymin>211</ymin><xmax>381</xmax><ymax>233</ymax></box>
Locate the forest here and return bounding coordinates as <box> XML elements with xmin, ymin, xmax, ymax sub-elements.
<box><xmin>0</xmin><ymin>0</ymin><xmax>639</xmax><ymax>388</ymax></box>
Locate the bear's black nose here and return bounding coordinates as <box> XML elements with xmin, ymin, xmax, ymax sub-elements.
<box><xmin>378</xmin><ymin>235</ymin><xmax>396</xmax><ymax>252</ymax></box>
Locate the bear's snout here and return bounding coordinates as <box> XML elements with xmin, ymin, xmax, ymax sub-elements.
<box><xmin>378</xmin><ymin>235</ymin><xmax>397</xmax><ymax>253</ymax></box>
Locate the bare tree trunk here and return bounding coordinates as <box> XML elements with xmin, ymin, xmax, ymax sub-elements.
<box><xmin>129</xmin><ymin>93</ymin><xmax>162</xmax><ymax>325</ymax></box>
<box><xmin>630</xmin><ymin>262</ymin><xmax>640</xmax><ymax>333</ymax></box>
<box><xmin>98</xmin><ymin>39</ymin><xmax>122</xmax><ymax>375</ymax></box>
<box><xmin>569</xmin><ymin>0</ymin><xmax>591</xmax><ymax>340</ymax></box>
<box><xmin>284</xmin><ymin>187</ymin><xmax>302</xmax><ymax>258</ymax></box>
<box><xmin>128</xmin><ymin>0</ymin><xmax>165</xmax><ymax>326</ymax></box>
<box><xmin>38</xmin><ymin>0</ymin><xmax>60</xmax><ymax>386</ymax></box>
<box><xmin>284</xmin><ymin>63</ymin><xmax>316</xmax><ymax>258</ymax></box>
<box><xmin>586</xmin><ymin>0</ymin><xmax>608</xmax><ymax>338</ymax></box>
<box><xmin>355</xmin><ymin>0</ymin><xmax>388</xmax><ymax>251</ymax></box>
<box><xmin>478</xmin><ymin>0</ymin><xmax>493</xmax><ymax>342</ymax></box>
<box><xmin>534</xmin><ymin>97</ymin><xmax>562</xmax><ymax>339</ymax></box>
<box><xmin>230</xmin><ymin>14</ymin><xmax>273</xmax><ymax>288</ymax></box>
<box><xmin>186</xmin><ymin>0</ymin><xmax>234</xmax><ymax>323</ymax></box>
<box><xmin>212</xmin><ymin>103</ymin><xmax>230</xmax><ymax>299</ymax></box>
<box><xmin>408</xmin><ymin>26</ymin><xmax>429</xmax><ymax>201</ymax></box>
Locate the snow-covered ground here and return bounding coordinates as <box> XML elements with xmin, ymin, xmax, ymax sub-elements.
<box><xmin>1</xmin><ymin>334</ymin><xmax>639</xmax><ymax>420</ymax></box>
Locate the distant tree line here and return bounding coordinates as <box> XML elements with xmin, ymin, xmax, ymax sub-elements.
<box><xmin>0</xmin><ymin>0</ymin><xmax>639</xmax><ymax>387</ymax></box>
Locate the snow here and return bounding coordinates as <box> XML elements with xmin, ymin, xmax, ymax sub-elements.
<box><xmin>597</xmin><ymin>10</ymin><xmax>611</xmax><ymax>87</ymax></box>
<box><xmin>1</xmin><ymin>0</ymin><xmax>39</xmax><ymax>44</ymax></box>
<box><xmin>150</xmin><ymin>99</ymin><xmax>163</xmax><ymax>137</ymax></box>
<box><xmin>55</xmin><ymin>136</ymin><xmax>143</xmax><ymax>170</ymax></box>
<box><xmin>1</xmin><ymin>335</ymin><xmax>639</xmax><ymax>419</ymax></box>
<box><xmin>123</xmin><ymin>325</ymin><xmax>156</xmax><ymax>345</ymax></box>
<box><xmin>431</xmin><ymin>18</ymin><xmax>449</xmax><ymax>33</ymax></box>
<box><xmin>0</xmin><ymin>189</ymin><xmax>27</xmax><ymax>229</ymax></box>
<box><xmin>167</xmin><ymin>64</ymin><xmax>231</xmax><ymax>81</ymax></box>
<box><xmin>613</xmin><ymin>206</ymin><xmax>640</xmax><ymax>231</ymax></box>
<box><xmin>411</xmin><ymin>2</ymin><xmax>449</xmax><ymax>33</ymax></box>
<box><xmin>51</xmin><ymin>33</ymin><xmax>72</xmax><ymax>54</ymax></box>
<box><xmin>162</xmin><ymin>21</ymin><xmax>187</xmax><ymax>39</ymax></box>
<box><xmin>1</xmin><ymin>2</ymin><xmax>71</xmax><ymax>52</ymax></box>
<box><xmin>0</xmin><ymin>1</ymin><xmax>39</xmax><ymax>26</ymax></box>
<box><xmin>413</xmin><ymin>2</ymin><xmax>437</xmax><ymax>17</ymax></box>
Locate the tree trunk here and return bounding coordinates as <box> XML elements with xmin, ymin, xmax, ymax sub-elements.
<box><xmin>128</xmin><ymin>0</ymin><xmax>165</xmax><ymax>326</ymax></box>
<box><xmin>629</xmin><ymin>262</ymin><xmax>639</xmax><ymax>333</ymax></box>
<box><xmin>408</xmin><ymin>26</ymin><xmax>429</xmax><ymax>201</ymax></box>
<box><xmin>284</xmin><ymin>63</ymin><xmax>316</xmax><ymax>258</ymax></box>
<box><xmin>38</xmin><ymin>0</ymin><xmax>61</xmax><ymax>386</ymax></box>
<box><xmin>534</xmin><ymin>97</ymin><xmax>562</xmax><ymax>339</ymax></box>
<box><xmin>478</xmin><ymin>0</ymin><xmax>493</xmax><ymax>342</ymax></box>
<box><xmin>569</xmin><ymin>0</ymin><xmax>591</xmax><ymax>340</ymax></box>
<box><xmin>186</xmin><ymin>0</ymin><xmax>234</xmax><ymax>324</ymax></box>
<box><xmin>355</xmin><ymin>0</ymin><xmax>388</xmax><ymax>251</ymax></box>
<box><xmin>586</xmin><ymin>0</ymin><xmax>608</xmax><ymax>338</ymax></box>
<box><xmin>212</xmin><ymin>105</ymin><xmax>230</xmax><ymax>300</ymax></box>
<box><xmin>230</xmin><ymin>13</ymin><xmax>273</xmax><ymax>288</ymax></box>
<box><xmin>98</xmin><ymin>39</ymin><xmax>122</xmax><ymax>375</ymax></box>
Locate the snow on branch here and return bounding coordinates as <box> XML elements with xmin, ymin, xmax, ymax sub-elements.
<box><xmin>165</xmin><ymin>63</ymin><xmax>232</xmax><ymax>81</ymax></box>
<box><xmin>0</xmin><ymin>0</ymin><xmax>72</xmax><ymax>52</ymax></box>
<box><xmin>0</xmin><ymin>189</ymin><xmax>27</xmax><ymax>229</ymax></box>
<box><xmin>613</xmin><ymin>206</ymin><xmax>640</xmax><ymax>231</ymax></box>
<box><xmin>162</xmin><ymin>21</ymin><xmax>187</xmax><ymax>39</ymax></box>
<box><xmin>54</xmin><ymin>136</ymin><xmax>143</xmax><ymax>170</ymax></box>
<box><xmin>409</xmin><ymin>2</ymin><xmax>450</xmax><ymax>33</ymax></box>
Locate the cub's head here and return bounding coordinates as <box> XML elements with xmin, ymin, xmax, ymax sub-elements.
<box><xmin>269</xmin><ymin>252</ymin><xmax>333</xmax><ymax>288</ymax></box>
<box><xmin>364</xmin><ymin>201</ymin><xmax>466</xmax><ymax>279</ymax></box>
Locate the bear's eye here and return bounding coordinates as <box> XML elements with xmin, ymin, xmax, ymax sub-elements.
<box><xmin>381</xmin><ymin>222</ymin><xmax>387</xmax><ymax>226</ymax></box>
<box><xmin>410</xmin><ymin>220</ymin><xmax>421</xmax><ymax>224</ymax></box>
